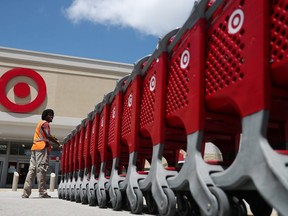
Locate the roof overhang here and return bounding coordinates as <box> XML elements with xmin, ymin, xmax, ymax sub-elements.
<box><xmin>0</xmin><ymin>111</ymin><xmax>82</xmax><ymax>142</ymax></box>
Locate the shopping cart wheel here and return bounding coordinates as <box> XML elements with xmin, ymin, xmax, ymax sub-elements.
<box><xmin>130</xmin><ymin>188</ymin><xmax>143</xmax><ymax>214</ymax></box>
<box><xmin>64</xmin><ymin>190</ymin><xmax>67</xmax><ymax>200</ymax></box>
<box><xmin>158</xmin><ymin>188</ymin><xmax>176</xmax><ymax>216</ymax></box>
<box><xmin>121</xmin><ymin>190</ymin><xmax>130</xmax><ymax>211</ymax></box>
<box><xmin>245</xmin><ymin>193</ymin><xmax>272</xmax><ymax>216</ymax></box>
<box><xmin>88</xmin><ymin>189</ymin><xmax>97</xmax><ymax>206</ymax></box>
<box><xmin>176</xmin><ymin>192</ymin><xmax>199</xmax><ymax>216</ymax></box>
<box><xmin>66</xmin><ymin>189</ymin><xmax>71</xmax><ymax>201</ymax></box>
<box><xmin>81</xmin><ymin>186</ymin><xmax>88</xmax><ymax>205</ymax></box>
<box><xmin>75</xmin><ymin>189</ymin><xmax>81</xmax><ymax>203</ymax></box>
<box><xmin>97</xmin><ymin>189</ymin><xmax>107</xmax><ymax>208</ymax></box>
<box><xmin>144</xmin><ymin>191</ymin><xmax>158</xmax><ymax>214</ymax></box>
<box><xmin>70</xmin><ymin>188</ymin><xmax>75</xmax><ymax>201</ymax></box>
<box><xmin>230</xmin><ymin>196</ymin><xmax>247</xmax><ymax>216</ymax></box>
<box><xmin>208</xmin><ymin>187</ymin><xmax>231</xmax><ymax>216</ymax></box>
<box><xmin>81</xmin><ymin>193</ymin><xmax>88</xmax><ymax>204</ymax></box>
<box><xmin>250</xmin><ymin>202</ymin><xmax>272</xmax><ymax>216</ymax></box>
<box><xmin>111</xmin><ymin>188</ymin><xmax>122</xmax><ymax>210</ymax></box>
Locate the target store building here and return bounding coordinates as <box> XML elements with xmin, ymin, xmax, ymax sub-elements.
<box><xmin>0</xmin><ymin>46</ymin><xmax>132</xmax><ymax>188</ymax></box>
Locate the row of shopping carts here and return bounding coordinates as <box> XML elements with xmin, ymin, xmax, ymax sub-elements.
<box><xmin>58</xmin><ymin>0</ymin><xmax>288</xmax><ymax>215</ymax></box>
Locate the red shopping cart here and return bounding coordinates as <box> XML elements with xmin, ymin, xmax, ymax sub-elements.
<box><xmin>204</xmin><ymin>0</ymin><xmax>288</xmax><ymax>215</ymax></box>
<box><xmin>79</xmin><ymin>112</ymin><xmax>94</xmax><ymax>204</ymax></box>
<box><xmin>69</xmin><ymin>125</ymin><xmax>81</xmax><ymax>202</ymax></box>
<box><xmin>75</xmin><ymin>119</ymin><xmax>86</xmax><ymax>203</ymax></box>
<box><xmin>118</xmin><ymin>56</ymin><xmax>151</xmax><ymax>214</ymax></box>
<box><xmin>162</xmin><ymin>1</ymin><xmax>238</xmax><ymax>215</ymax></box>
<box><xmin>137</xmin><ymin>28</ymin><xmax>180</xmax><ymax>216</ymax></box>
<box><xmin>95</xmin><ymin>93</ymin><xmax>113</xmax><ymax>208</ymax></box>
<box><xmin>87</xmin><ymin>103</ymin><xmax>102</xmax><ymax>206</ymax></box>
<box><xmin>58</xmin><ymin>134</ymin><xmax>70</xmax><ymax>199</ymax></box>
<box><xmin>107</xmin><ymin>75</ymin><xmax>130</xmax><ymax>210</ymax></box>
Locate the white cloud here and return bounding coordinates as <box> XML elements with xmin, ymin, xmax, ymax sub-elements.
<box><xmin>65</xmin><ymin>0</ymin><xmax>198</xmax><ymax>37</ymax></box>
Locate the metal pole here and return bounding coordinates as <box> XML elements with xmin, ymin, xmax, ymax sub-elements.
<box><xmin>50</xmin><ymin>172</ymin><xmax>56</xmax><ymax>192</ymax></box>
<box><xmin>12</xmin><ymin>172</ymin><xmax>19</xmax><ymax>191</ymax></box>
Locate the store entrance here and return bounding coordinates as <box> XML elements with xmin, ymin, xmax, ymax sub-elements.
<box><xmin>0</xmin><ymin>159</ymin><xmax>4</xmax><ymax>187</ymax></box>
<box><xmin>18</xmin><ymin>162</ymin><xmax>30</xmax><ymax>185</ymax></box>
<box><xmin>6</xmin><ymin>161</ymin><xmax>30</xmax><ymax>187</ymax></box>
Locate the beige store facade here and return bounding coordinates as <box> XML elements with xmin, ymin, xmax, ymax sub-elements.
<box><xmin>0</xmin><ymin>46</ymin><xmax>132</xmax><ymax>188</ymax></box>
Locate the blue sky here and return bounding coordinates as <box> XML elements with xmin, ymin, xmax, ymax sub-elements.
<box><xmin>0</xmin><ymin>0</ymin><xmax>193</xmax><ymax>63</ymax></box>
<box><xmin>0</xmin><ymin>0</ymin><xmax>195</xmax><ymax>64</ymax></box>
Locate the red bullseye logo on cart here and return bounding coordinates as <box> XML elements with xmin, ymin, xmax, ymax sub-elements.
<box><xmin>0</xmin><ymin>68</ymin><xmax>47</xmax><ymax>113</ymax></box>
<box><xmin>180</xmin><ymin>50</ymin><xmax>190</xmax><ymax>69</ymax></box>
<box><xmin>112</xmin><ymin>106</ymin><xmax>116</xmax><ymax>119</ymax></box>
<box><xmin>128</xmin><ymin>93</ymin><xmax>133</xmax><ymax>107</ymax></box>
<box><xmin>228</xmin><ymin>9</ymin><xmax>244</xmax><ymax>34</ymax></box>
<box><xmin>149</xmin><ymin>75</ymin><xmax>156</xmax><ymax>91</ymax></box>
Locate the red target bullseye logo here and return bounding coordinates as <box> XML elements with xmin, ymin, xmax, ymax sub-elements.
<box><xmin>180</xmin><ymin>50</ymin><xmax>190</xmax><ymax>69</ymax></box>
<box><xmin>228</xmin><ymin>9</ymin><xmax>244</xmax><ymax>34</ymax></box>
<box><xmin>149</xmin><ymin>75</ymin><xmax>156</xmax><ymax>91</ymax></box>
<box><xmin>0</xmin><ymin>68</ymin><xmax>47</xmax><ymax>113</ymax></box>
<box><xmin>112</xmin><ymin>106</ymin><xmax>116</xmax><ymax>119</ymax></box>
<box><xmin>128</xmin><ymin>93</ymin><xmax>133</xmax><ymax>107</ymax></box>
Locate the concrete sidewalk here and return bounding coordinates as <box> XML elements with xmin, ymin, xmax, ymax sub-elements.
<box><xmin>0</xmin><ymin>189</ymin><xmax>278</xmax><ymax>216</ymax></box>
<box><xmin>0</xmin><ymin>189</ymin><xmax>149</xmax><ymax>216</ymax></box>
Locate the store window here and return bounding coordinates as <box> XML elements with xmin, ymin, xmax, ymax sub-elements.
<box><xmin>0</xmin><ymin>142</ymin><xmax>7</xmax><ymax>154</ymax></box>
<box><xmin>18</xmin><ymin>162</ymin><xmax>30</xmax><ymax>185</ymax></box>
<box><xmin>6</xmin><ymin>161</ymin><xmax>31</xmax><ymax>185</ymax></box>
<box><xmin>6</xmin><ymin>162</ymin><xmax>17</xmax><ymax>184</ymax></box>
<box><xmin>10</xmin><ymin>142</ymin><xmax>32</xmax><ymax>156</ymax></box>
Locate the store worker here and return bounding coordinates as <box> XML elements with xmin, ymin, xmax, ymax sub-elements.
<box><xmin>22</xmin><ymin>109</ymin><xmax>62</xmax><ymax>198</ymax></box>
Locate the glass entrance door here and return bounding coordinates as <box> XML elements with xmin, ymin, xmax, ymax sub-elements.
<box><xmin>6</xmin><ymin>161</ymin><xmax>30</xmax><ymax>187</ymax></box>
<box><xmin>0</xmin><ymin>159</ymin><xmax>4</xmax><ymax>187</ymax></box>
<box><xmin>6</xmin><ymin>161</ymin><xmax>17</xmax><ymax>185</ymax></box>
<box><xmin>18</xmin><ymin>162</ymin><xmax>30</xmax><ymax>185</ymax></box>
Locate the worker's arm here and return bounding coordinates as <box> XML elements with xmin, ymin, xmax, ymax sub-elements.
<box><xmin>42</xmin><ymin>123</ymin><xmax>62</xmax><ymax>149</ymax></box>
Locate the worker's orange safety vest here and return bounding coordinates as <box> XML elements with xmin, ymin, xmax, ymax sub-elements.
<box><xmin>31</xmin><ymin>120</ymin><xmax>49</xmax><ymax>151</ymax></box>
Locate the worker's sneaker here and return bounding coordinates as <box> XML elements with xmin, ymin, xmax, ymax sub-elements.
<box><xmin>21</xmin><ymin>195</ymin><xmax>29</xmax><ymax>198</ymax></box>
<box><xmin>39</xmin><ymin>193</ymin><xmax>51</xmax><ymax>198</ymax></box>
